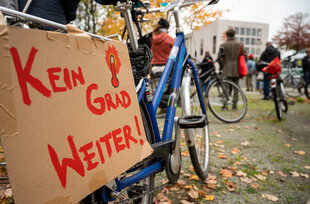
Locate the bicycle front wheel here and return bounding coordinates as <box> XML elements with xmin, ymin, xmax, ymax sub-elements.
<box><xmin>283</xmin><ymin>76</ymin><xmax>303</xmax><ymax>97</ymax></box>
<box><xmin>181</xmin><ymin>70</ymin><xmax>210</xmax><ymax>180</ymax></box>
<box><xmin>305</xmin><ymin>81</ymin><xmax>310</xmax><ymax>99</ymax></box>
<box><xmin>272</xmin><ymin>87</ymin><xmax>283</xmax><ymax>121</ymax></box>
<box><xmin>206</xmin><ymin>79</ymin><xmax>247</xmax><ymax>123</ymax></box>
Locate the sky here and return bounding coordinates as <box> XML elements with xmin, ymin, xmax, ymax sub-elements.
<box><xmin>211</xmin><ymin>0</ymin><xmax>310</xmax><ymax>41</ymax></box>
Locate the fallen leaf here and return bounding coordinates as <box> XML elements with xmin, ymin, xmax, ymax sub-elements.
<box><xmin>170</xmin><ymin>186</ymin><xmax>180</xmax><ymax>191</ymax></box>
<box><xmin>204</xmin><ymin>195</ymin><xmax>215</xmax><ymax>201</ymax></box>
<box><xmin>189</xmin><ymin>175</ymin><xmax>199</xmax><ymax>181</ymax></box>
<box><xmin>294</xmin><ymin>150</ymin><xmax>305</xmax><ymax>156</ymax></box>
<box><xmin>183</xmin><ymin>185</ymin><xmax>193</xmax><ymax>190</ymax></box>
<box><xmin>182</xmin><ymin>173</ymin><xmax>191</xmax><ymax>177</ymax></box>
<box><xmin>177</xmin><ymin>180</ymin><xmax>186</xmax><ymax>186</ymax></box>
<box><xmin>231</xmin><ymin>148</ymin><xmax>241</xmax><ymax>155</ymax></box>
<box><xmin>236</xmin><ymin>125</ymin><xmax>241</xmax><ymax>128</ymax></box>
<box><xmin>300</xmin><ymin>173</ymin><xmax>309</xmax><ymax>179</ymax></box>
<box><xmin>189</xmin><ymin>165</ymin><xmax>194</xmax><ymax>172</ymax></box>
<box><xmin>218</xmin><ymin>154</ymin><xmax>228</xmax><ymax>159</ymax></box>
<box><xmin>277</xmin><ymin>171</ymin><xmax>287</xmax><ymax>177</ymax></box>
<box><xmin>305</xmin><ymin>165</ymin><xmax>310</xmax><ymax>170</ymax></box>
<box><xmin>221</xmin><ymin>190</ymin><xmax>227</xmax><ymax>194</ymax></box>
<box><xmin>181</xmin><ymin>151</ymin><xmax>189</xmax><ymax>157</ymax></box>
<box><xmin>227</xmin><ymin>166</ymin><xmax>238</xmax><ymax>171</ymax></box>
<box><xmin>290</xmin><ymin>171</ymin><xmax>300</xmax><ymax>177</ymax></box>
<box><xmin>216</xmin><ymin>140</ymin><xmax>224</xmax><ymax>144</ymax></box>
<box><xmin>220</xmin><ymin>169</ymin><xmax>232</xmax><ymax>178</ymax></box>
<box><xmin>240</xmin><ymin>177</ymin><xmax>252</xmax><ymax>184</ymax></box>
<box><xmin>180</xmin><ymin>200</ymin><xmax>194</xmax><ymax>204</ymax></box>
<box><xmin>187</xmin><ymin>189</ymin><xmax>199</xmax><ymax>199</ymax></box>
<box><xmin>284</xmin><ymin>144</ymin><xmax>291</xmax><ymax>148</ymax></box>
<box><xmin>233</xmin><ymin>161</ymin><xmax>241</xmax><ymax>166</ymax></box>
<box><xmin>261</xmin><ymin>194</ymin><xmax>279</xmax><ymax>202</ymax></box>
<box><xmin>216</xmin><ymin>148</ymin><xmax>225</xmax><ymax>153</ymax></box>
<box><xmin>245</xmin><ymin>126</ymin><xmax>250</xmax><ymax>129</ymax></box>
<box><xmin>212</xmin><ymin>131</ymin><xmax>221</xmax><ymax>137</ymax></box>
<box><xmin>269</xmin><ymin>170</ymin><xmax>275</xmax><ymax>174</ymax></box>
<box><xmin>254</xmin><ymin>174</ymin><xmax>266</xmax><ymax>181</ymax></box>
<box><xmin>292</xmin><ymin>138</ymin><xmax>298</xmax><ymax>141</ymax></box>
<box><xmin>242</xmin><ymin>157</ymin><xmax>249</xmax><ymax>162</ymax></box>
<box><xmin>251</xmin><ymin>183</ymin><xmax>259</xmax><ymax>189</ymax></box>
<box><xmin>225</xmin><ymin>180</ymin><xmax>236</xmax><ymax>191</ymax></box>
<box><xmin>277</xmin><ymin>129</ymin><xmax>282</xmax><ymax>133</ymax></box>
<box><xmin>236</xmin><ymin>170</ymin><xmax>247</xmax><ymax>177</ymax></box>
<box><xmin>229</xmin><ymin>128</ymin><xmax>235</xmax><ymax>132</ymax></box>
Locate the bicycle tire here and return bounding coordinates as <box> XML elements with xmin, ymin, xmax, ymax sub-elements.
<box><xmin>279</xmin><ymin>81</ymin><xmax>288</xmax><ymax>113</ymax></box>
<box><xmin>206</xmin><ymin>79</ymin><xmax>247</xmax><ymax>123</ymax></box>
<box><xmin>283</xmin><ymin>76</ymin><xmax>303</xmax><ymax>98</ymax></box>
<box><xmin>272</xmin><ymin>88</ymin><xmax>283</xmax><ymax>121</ymax></box>
<box><xmin>305</xmin><ymin>81</ymin><xmax>310</xmax><ymax>100</ymax></box>
<box><xmin>181</xmin><ymin>70</ymin><xmax>210</xmax><ymax>180</ymax></box>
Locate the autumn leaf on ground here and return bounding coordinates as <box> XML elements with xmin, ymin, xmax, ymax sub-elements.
<box><xmin>292</xmin><ymin>138</ymin><xmax>298</xmax><ymax>141</ymax></box>
<box><xmin>216</xmin><ymin>140</ymin><xmax>224</xmax><ymax>144</ymax></box>
<box><xmin>299</xmin><ymin>173</ymin><xmax>309</xmax><ymax>179</ymax></box>
<box><xmin>212</xmin><ymin>131</ymin><xmax>221</xmax><ymax>137</ymax></box>
<box><xmin>187</xmin><ymin>189</ymin><xmax>199</xmax><ymax>199</ymax></box>
<box><xmin>254</xmin><ymin>174</ymin><xmax>266</xmax><ymax>181</ymax></box>
<box><xmin>251</xmin><ymin>183</ymin><xmax>259</xmax><ymax>189</ymax></box>
<box><xmin>170</xmin><ymin>186</ymin><xmax>180</xmax><ymax>191</ymax></box>
<box><xmin>290</xmin><ymin>171</ymin><xmax>300</xmax><ymax>177</ymax></box>
<box><xmin>181</xmin><ymin>151</ymin><xmax>189</xmax><ymax>157</ymax></box>
<box><xmin>216</xmin><ymin>148</ymin><xmax>225</xmax><ymax>153</ymax></box>
<box><xmin>204</xmin><ymin>194</ymin><xmax>215</xmax><ymax>201</ymax></box>
<box><xmin>177</xmin><ymin>180</ymin><xmax>186</xmax><ymax>186</ymax></box>
<box><xmin>261</xmin><ymin>193</ymin><xmax>279</xmax><ymax>202</ymax></box>
<box><xmin>180</xmin><ymin>200</ymin><xmax>194</xmax><ymax>204</ymax></box>
<box><xmin>294</xmin><ymin>150</ymin><xmax>305</xmax><ymax>156</ymax></box>
<box><xmin>156</xmin><ymin>192</ymin><xmax>172</xmax><ymax>203</ymax></box>
<box><xmin>220</xmin><ymin>169</ymin><xmax>232</xmax><ymax>178</ymax></box>
<box><xmin>233</xmin><ymin>161</ymin><xmax>241</xmax><ymax>166</ymax></box>
<box><xmin>182</xmin><ymin>172</ymin><xmax>191</xmax><ymax>178</ymax></box>
<box><xmin>277</xmin><ymin>171</ymin><xmax>287</xmax><ymax>177</ymax></box>
<box><xmin>240</xmin><ymin>177</ymin><xmax>252</xmax><ymax>184</ymax></box>
<box><xmin>277</xmin><ymin>129</ymin><xmax>282</xmax><ymax>133</ymax></box>
<box><xmin>205</xmin><ymin>174</ymin><xmax>217</xmax><ymax>189</ymax></box>
<box><xmin>225</xmin><ymin>180</ymin><xmax>236</xmax><ymax>192</ymax></box>
<box><xmin>227</xmin><ymin>166</ymin><xmax>238</xmax><ymax>171</ymax></box>
<box><xmin>236</xmin><ymin>170</ymin><xmax>247</xmax><ymax>177</ymax></box>
<box><xmin>189</xmin><ymin>174</ymin><xmax>199</xmax><ymax>181</ymax></box>
<box><xmin>241</xmin><ymin>141</ymin><xmax>250</xmax><ymax>147</ymax></box>
<box><xmin>231</xmin><ymin>148</ymin><xmax>241</xmax><ymax>155</ymax></box>
<box><xmin>269</xmin><ymin>170</ymin><xmax>275</xmax><ymax>174</ymax></box>
<box><xmin>284</xmin><ymin>144</ymin><xmax>291</xmax><ymax>148</ymax></box>
<box><xmin>242</xmin><ymin>157</ymin><xmax>250</xmax><ymax>162</ymax></box>
<box><xmin>189</xmin><ymin>165</ymin><xmax>194</xmax><ymax>172</ymax></box>
<box><xmin>218</xmin><ymin>154</ymin><xmax>228</xmax><ymax>159</ymax></box>
<box><xmin>245</xmin><ymin>126</ymin><xmax>250</xmax><ymax>129</ymax></box>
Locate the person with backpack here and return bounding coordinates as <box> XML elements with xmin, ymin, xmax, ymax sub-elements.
<box><xmin>246</xmin><ymin>54</ymin><xmax>256</xmax><ymax>91</ymax></box>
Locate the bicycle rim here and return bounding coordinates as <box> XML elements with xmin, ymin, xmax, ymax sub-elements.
<box><xmin>280</xmin><ymin>82</ymin><xmax>288</xmax><ymax>113</ymax></box>
<box><xmin>181</xmin><ymin>70</ymin><xmax>210</xmax><ymax>180</ymax></box>
<box><xmin>272</xmin><ymin>88</ymin><xmax>283</xmax><ymax>120</ymax></box>
<box><xmin>284</xmin><ymin>77</ymin><xmax>303</xmax><ymax>97</ymax></box>
<box><xmin>207</xmin><ymin>80</ymin><xmax>247</xmax><ymax>123</ymax></box>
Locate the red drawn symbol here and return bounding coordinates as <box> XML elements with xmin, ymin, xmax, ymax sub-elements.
<box><xmin>105</xmin><ymin>45</ymin><xmax>121</xmax><ymax>88</ymax></box>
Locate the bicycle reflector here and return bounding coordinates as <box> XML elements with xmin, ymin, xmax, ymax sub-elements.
<box><xmin>262</xmin><ymin>57</ymin><xmax>282</xmax><ymax>75</ymax></box>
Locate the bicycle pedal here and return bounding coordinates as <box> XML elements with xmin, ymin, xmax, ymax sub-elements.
<box><xmin>179</xmin><ymin>115</ymin><xmax>207</xmax><ymax>129</ymax></box>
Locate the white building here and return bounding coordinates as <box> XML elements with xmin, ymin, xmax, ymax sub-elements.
<box><xmin>185</xmin><ymin>19</ymin><xmax>269</xmax><ymax>62</ymax></box>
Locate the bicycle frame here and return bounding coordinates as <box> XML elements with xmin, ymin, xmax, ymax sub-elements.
<box><xmin>102</xmin><ymin>29</ymin><xmax>207</xmax><ymax>201</ymax></box>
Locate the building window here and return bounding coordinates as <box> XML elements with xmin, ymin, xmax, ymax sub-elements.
<box><xmin>212</xmin><ymin>36</ymin><xmax>216</xmax><ymax>54</ymax></box>
<box><xmin>256</xmin><ymin>38</ymin><xmax>261</xmax><ymax>45</ymax></box>
<box><xmin>257</xmin><ymin>29</ymin><xmax>262</xmax><ymax>36</ymax></box>
<box><xmin>246</xmin><ymin>38</ymin><xmax>250</xmax><ymax>45</ymax></box>
<box><xmin>235</xmin><ymin>27</ymin><xmax>239</xmax><ymax>34</ymax></box>
<box><xmin>251</xmin><ymin>38</ymin><xmax>255</xmax><ymax>45</ymax></box>
<box><xmin>250</xmin><ymin>48</ymin><xmax>255</xmax><ymax>55</ymax></box>
<box><xmin>240</xmin><ymin>27</ymin><xmax>245</xmax><ymax>35</ymax></box>
<box><xmin>200</xmin><ymin>39</ymin><xmax>204</xmax><ymax>56</ymax></box>
<box><xmin>240</xmin><ymin>37</ymin><xmax>244</xmax><ymax>43</ymax></box>
<box><xmin>246</xmin><ymin>28</ymin><xmax>251</xmax><ymax>35</ymax></box>
<box><xmin>256</xmin><ymin>48</ymin><xmax>261</xmax><ymax>55</ymax></box>
<box><xmin>252</xmin><ymin>28</ymin><xmax>256</xmax><ymax>36</ymax></box>
<box><xmin>245</xmin><ymin>47</ymin><xmax>250</xmax><ymax>54</ymax></box>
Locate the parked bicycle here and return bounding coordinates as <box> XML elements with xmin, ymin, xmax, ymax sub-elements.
<box><xmin>282</xmin><ymin>55</ymin><xmax>306</xmax><ymax>98</ymax></box>
<box><xmin>197</xmin><ymin>53</ymin><xmax>247</xmax><ymax>123</ymax></box>
<box><xmin>260</xmin><ymin>58</ymin><xmax>288</xmax><ymax>121</ymax></box>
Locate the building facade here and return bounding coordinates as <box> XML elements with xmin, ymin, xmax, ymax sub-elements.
<box><xmin>185</xmin><ymin>19</ymin><xmax>269</xmax><ymax>62</ymax></box>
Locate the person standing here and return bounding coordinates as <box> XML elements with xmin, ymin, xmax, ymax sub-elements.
<box><xmin>258</xmin><ymin>42</ymin><xmax>281</xmax><ymax>100</ymax></box>
<box><xmin>246</xmin><ymin>54</ymin><xmax>256</xmax><ymax>91</ymax></box>
<box><xmin>150</xmin><ymin>18</ymin><xmax>174</xmax><ymax>115</ymax></box>
<box><xmin>302</xmin><ymin>48</ymin><xmax>310</xmax><ymax>84</ymax></box>
<box><xmin>217</xmin><ymin>28</ymin><xmax>242</xmax><ymax>110</ymax></box>
<box><xmin>200</xmin><ymin>51</ymin><xmax>214</xmax><ymax>91</ymax></box>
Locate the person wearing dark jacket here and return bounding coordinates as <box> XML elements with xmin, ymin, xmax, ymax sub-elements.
<box><xmin>302</xmin><ymin>48</ymin><xmax>310</xmax><ymax>84</ymax></box>
<box><xmin>18</xmin><ymin>0</ymin><xmax>80</xmax><ymax>30</ymax></box>
<box><xmin>258</xmin><ymin>42</ymin><xmax>281</xmax><ymax>100</ymax></box>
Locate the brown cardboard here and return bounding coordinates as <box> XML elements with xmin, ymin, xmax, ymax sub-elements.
<box><xmin>0</xmin><ymin>24</ymin><xmax>153</xmax><ymax>204</ymax></box>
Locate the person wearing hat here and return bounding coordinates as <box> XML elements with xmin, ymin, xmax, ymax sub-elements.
<box><xmin>150</xmin><ymin>18</ymin><xmax>174</xmax><ymax>116</ymax></box>
<box><xmin>302</xmin><ymin>48</ymin><xmax>310</xmax><ymax>84</ymax></box>
<box><xmin>246</xmin><ymin>54</ymin><xmax>256</xmax><ymax>91</ymax></box>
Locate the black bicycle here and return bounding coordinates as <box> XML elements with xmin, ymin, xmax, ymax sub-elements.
<box><xmin>198</xmin><ymin>58</ymin><xmax>247</xmax><ymax>123</ymax></box>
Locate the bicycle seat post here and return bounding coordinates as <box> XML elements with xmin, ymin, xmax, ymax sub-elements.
<box><xmin>114</xmin><ymin>1</ymin><xmax>139</xmax><ymax>52</ymax></box>
<box><xmin>173</xmin><ymin>6</ymin><xmax>182</xmax><ymax>33</ymax></box>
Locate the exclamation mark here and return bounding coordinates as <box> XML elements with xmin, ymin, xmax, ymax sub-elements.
<box><xmin>134</xmin><ymin>115</ymin><xmax>144</xmax><ymax>145</ymax></box>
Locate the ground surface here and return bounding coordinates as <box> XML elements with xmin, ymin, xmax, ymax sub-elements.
<box><xmin>154</xmin><ymin>92</ymin><xmax>310</xmax><ymax>204</ymax></box>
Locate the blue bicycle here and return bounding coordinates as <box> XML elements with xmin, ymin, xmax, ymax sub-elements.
<box><xmin>82</xmin><ymin>0</ymin><xmax>221</xmax><ymax>203</ymax></box>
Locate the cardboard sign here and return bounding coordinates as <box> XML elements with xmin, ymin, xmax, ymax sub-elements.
<box><xmin>0</xmin><ymin>23</ymin><xmax>153</xmax><ymax>203</ymax></box>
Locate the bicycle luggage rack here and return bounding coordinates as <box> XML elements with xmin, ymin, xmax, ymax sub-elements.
<box><xmin>179</xmin><ymin>114</ymin><xmax>208</xmax><ymax>129</ymax></box>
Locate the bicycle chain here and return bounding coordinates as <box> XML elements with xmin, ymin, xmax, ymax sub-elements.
<box><xmin>114</xmin><ymin>182</ymin><xmax>170</xmax><ymax>204</ymax></box>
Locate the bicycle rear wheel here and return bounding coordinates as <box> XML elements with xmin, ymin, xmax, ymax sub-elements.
<box><xmin>279</xmin><ymin>81</ymin><xmax>288</xmax><ymax>113</ymax></box>
<box><xmin>305</xmin><ymin>81</ymin><xmax>310</xmax><ymax>100</ymax></box>
<box><xmin>272</xmin><ymin>87</ymin><xmax>283</xmax><ymax>121</ymax></box>
<box><xmin>206</xmin><ymin>79</ymin><xmax>247</xmax><ymax>123</ymax></box>
<box><xmin>181</xmin><ymin>70</ymin><xmax>210</xmax><ymax>180</ymax></box>
<box><xmin>283</xmin><ymin>76</ymin><xmax>303</xmax><ymax>97</ymax></box>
